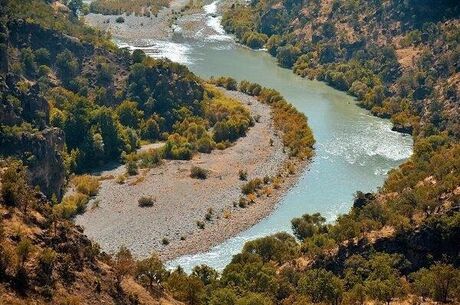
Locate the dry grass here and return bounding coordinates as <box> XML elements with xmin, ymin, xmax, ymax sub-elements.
<box><xmin>71</xmin><ymin>175</ymin><xmax>101</xmax><ymax>197</ymax></box>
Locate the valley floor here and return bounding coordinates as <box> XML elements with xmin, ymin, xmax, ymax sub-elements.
<box><xmin>75</xmin><ymin>89</ymin><xmax>307</xmax><ymax>260</ymax></box>
<box><xmin>83</xmin><ymin>0</ymin><xmax>191</xmax><ymax>44</ymax></box>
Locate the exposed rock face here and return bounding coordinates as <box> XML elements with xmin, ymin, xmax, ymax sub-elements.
<box><xmin>0</xmin><ymin>127</ymin><xmax>66</xmax><ymax>199</ymax></box>
<box><xmin>2</xmin><ymin>73</ymin><xmax>50</xmax><ymax>127</ymax></box>
<box><xmin>1</xmin><ymin>72</ymin><xmax>65</xmax><ymax>198</ymax></box>
<box><xmin>28</xmin><ymin>127</ymin><xmax>66</xmax><ymax>199</ymax></box>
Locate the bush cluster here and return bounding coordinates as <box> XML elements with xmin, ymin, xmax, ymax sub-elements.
<box><xmin>190</xmin><ymin>166</ymin><xmax>208</xmax><ymax>179</ymax></box>
<box><xmin>138</xmin><ymin>196</ymin><xmax>155</xmax><ymax>207</ymax></box>
<box><xmin>212</xmin><ymin>78</ymin><xmax>315</xmax><ymax>159</ymax></box>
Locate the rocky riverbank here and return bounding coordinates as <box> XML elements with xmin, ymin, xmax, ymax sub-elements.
<box><xmin>75</xmin><ymin>89</ymin><xmax>308</xmax><ymax>260</ymax></box>
<box><xmin>83</xmin><ymin>0</ymin><xmax>192</xmax><ymax>44</ymax></box>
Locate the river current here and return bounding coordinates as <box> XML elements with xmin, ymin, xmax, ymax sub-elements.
<box><xmin>114</xmin><ymin>0</ymin><xmax>413</xmax><ymax>272</ymax></box>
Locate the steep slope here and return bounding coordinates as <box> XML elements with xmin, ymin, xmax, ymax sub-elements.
<box><xmin>222</xmin><ymin>0</ymin><xmax>459</xmax><ymax>137</ymax></box>
<box><xmin>0</xmin><ymin>161</ymin><xmax>183</xmax><ymax>305</ymax></box>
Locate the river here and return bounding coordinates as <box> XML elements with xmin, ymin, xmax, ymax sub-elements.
<box><xmin>113</xmin><ymin>0</ymin><xmax>413</xmax><ymax>272</ymax></box>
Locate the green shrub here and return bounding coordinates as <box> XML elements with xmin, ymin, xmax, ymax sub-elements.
<box><xmin>190</xmin><ymin>166</ymin><xmax>208</xmax><ymax>179</ymax></box>
<box><xmin>54</xmin><ymin>193</ymin><xmax>89</xmax><ymax>219</ymax></box>
<box><xmin>239</xmin><ymin>169</ymin><xmax>248</xmax><ymax>181</ymax></box>
<box><xmin>241</xmin><ymin>178</ymin><xmax>263</xmax><ymax>195</ymax></box>
<box><xmin>72</xmin><ymin>175</ymin><xmax>100</xmax><ymax>196</ymax></box>
<box><xmin>205</xmin><ymin>208</ymin><xmax>213</xmax><ymax>221</ymax></box>
<box><xmin>138</xmin><ymin>196</ymin><xmax>155</xmax><ymax>207</ymax></box>
<box><xmin>126</xmin><ymin>160</ymin><xmax>139</xmax><ymax>176</ymax></box>
<box><xmin>115</xmin><ymin>16</ymin><xmax>125</xmax><ymax>23</ymax></box>
<box><xmin>243</xmin><ymin>32</ymin><xmax>268</xmax><ymax>49</ymax></box>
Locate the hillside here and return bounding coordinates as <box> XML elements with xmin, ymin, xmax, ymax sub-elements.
<box><xmin>170</xmin><ymin>0</ymin><xmax>460</xmax><ymax>303</ymax></box>
<box><xmin>0</xmin><ymin>0</ymin><xmax>314</xmax><ymax>304</ymax></box>
<box><xmin>222</xmin><ymin>0</ymin><xmax>459</xmax><ymax>137</ymax></box>
<box><xmin>0</xmin><ymin>161</ymin><xmax>183</xmax><ymax>305</ymax></box>
<box><xmin>0</xmin><ymin>0</ymin><xmax>459</xmax><ymax>304</ymax></box>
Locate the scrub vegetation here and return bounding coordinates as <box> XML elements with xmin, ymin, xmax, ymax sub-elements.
<box><xmin>89</xmin><ymin>0</ymin><xmax>169</xmax><ymax>16</ymax></box>
<box><xmin>0</xmin><ymin>0</ymin><xmax>458</xmax><ymax>304</ymax></box>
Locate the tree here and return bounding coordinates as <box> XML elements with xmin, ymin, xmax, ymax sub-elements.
<box><xmin>319</xmin><ymin>44</ymin><xmax>338</xmax><ymax>64</ymax></box>
<box><xmin>34</xmin><ymin>48</ymin><xmax>50</xmax><ymax>66</ymax></box>
<box><xmin>136</xmin><ymin>253</ymin><xmax>168</xmax><ymax>290</ymax></box>
<box><xmin>116</xmin><ymin>100</ymin><xmax>143</xmax><ymax>128</ymax></box>
<box><xmin>242</xmin><ymin>232</ymin><xmax>299</xmax><ymax>264</ymax></box>
<box><xmin>132</xmin><ymin>49</ymin><xmax>146</xmax><ymax>63</ymax></box>
<box><xmin>244</xmin><ymin>32</ymin><xmax>268</xmax><ymax>49</ymax></box>
<box><xmin>192</xmin><ymin>264</ymin><xmax>218</xmax><ymax>286</ymax></box>
<box><xmin>166</xmin><ymin>270</ymin><xmax>205</xmax><ymax>305</ymax></box>
<box><xmin>113</xmin><ymin>246</ymin><xmax>135</xmax><ymax>285</ymax></box>
<box><xmin>68</xmin><ymin>0</ymin><xmax>83</xmax><ymax>16</ymax></box>
<box><xmin>411</xmin><ymin>264</ymin><xmax>460</xmax><ymax>303</ymax></box>
<box><xmin>20</xmin><ymin>48</ymin><xmax>37</xmax><ymax>77</ymax></box>
<box><xmin>95</xmin><ymin>61</ymin><xmax>114</xmax><ymax>86</ymax></box>
<box><xmin>298</xmin><ymin>268</ymin><xmax>344</xmax><ymax>305</ymax></box>
<box><xmin>0</xmin><ymin>161</ymin><xmax>34</xmax><ymax>213</ymax></box>
<box><xmin>56</xmin><ymin>50</ymin><xmax>79</xmax><ymax>84</ymax></box>
<box><xmin>365</xmin><ymin>277</ymin><xmax>405</xmax><ymax>305</ymax></box>
<box><xmin>301</xmin><ymin>233</ymin><xmax>336</xmax><ymax>257</ymax></box>
<box><xmin>276</xmin><ymin>44</ymin><xmax>301</xmax><ymax>68</ymax></box>
<box><xmin>291</xmin><ymin>213</ymin><xmax>327</xmax><ymax>241</ymax></box>
<box><xmin>141</xmin><ymin>117</ymin><xmax>160</xmax><ymax>141</ymax></box>
<box><xmin>93</xmin><ymin>107</ymin><xmax>123</xmax><ymax>160</ymax></box>
<box><xmin>343</xmin><ymin>284</ymin><xmax>366</xmax><ymax>305</ymax></box>
<box><xmin>237</xmin><ymin>292</ymin><xmax>273</xmax><ymax>305</ymax></box>
<box><xmin>266</xmin><ymin>35</ymin><xmax>282</xmax><ymax>56</ymax></box>
<box><xmin>16</xmin><ymin>239</ymin><xmax>33</xmax><ymax>268</ymax></box>
<box><xmin>37</xmin><ymin>248</ymin><xmax>57</xmax><ymax>285</ymax></box>
<box><xmin>209</xmin><ymin>288</ymin><xmax>238</xmax><ymax>305</ymax></box>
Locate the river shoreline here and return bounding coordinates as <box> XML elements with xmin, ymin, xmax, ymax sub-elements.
<box><xmin>78</xmin><ymin>1</ymin><xmax>412</xmax><ymax>269</ymax></box>
<box><xmin>75</xmin><ymin>89</ymin><xmax>310</xmax><ymax>260</ymax></box>
<box><xmin>83</xmin><ymin>0</ymin><xmax>193</xmax><ymax>44</ymax></box>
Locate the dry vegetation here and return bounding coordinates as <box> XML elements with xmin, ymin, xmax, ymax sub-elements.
<box><xmin>89</xmin><ymin>0</ymin><xmax>170</xmax><ymax>16</ymax></box>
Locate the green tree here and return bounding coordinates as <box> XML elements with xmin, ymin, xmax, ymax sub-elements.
<box><xmin>136</xmin><ymin>253</ymin><xmax>168</xmax><ymax>290</ymax></box>
<box><xmin>56</xmin><ymin>49</ymin><xmax>79</xmax><ymax>84</ymax></box>
<box><xmin>68</xmin><ymin>0</ymin><xmax>83</xmax><ymax>16</ymax></box>
<box><xmin>34</xmin><ymin>48</ymin><xmax>50</xmax><ymax>65</ymax></box>
<box><xmin>132</xmin><ymin>49</ymin><xmax>146</xmax><ymax>63</ymax></box>
<box><xmin>298</xmin><ymin>268</ymin><xmax>344</xmax><ymax>305</ymax></box>
<box><xmin>141</xmin><ymin>117</ymin><xmax>160</xmax><ymax>141</ymax></box>
<box><xmin>20</xmin><ymin>48</ymin><xmax>37</xmax><ymax>77</ymax></box>
<box><xmin>117</xmin><ymin>100</ymin><xmax>143</xmax><ymax>128</ymax></box>
<box><xmin>365</xmin><ymin>277</ymin><xmax>404</xmax><ymax>305</ymax></box>
<box><xmin>276</xmin><ymin>44</ymin><xmax>301</xmax><ymax>68</ymax></box>
<box><xmin>0</xmin><ymin>161</ymin><xmax>34</xmax><ymax>213</ymax></box>
<box><xmin>411</xmin><ymin>263</ymin><xmax>460</xmax><ymax>303</ymax></box>
<box><xmin>113</xmin><ymin>246</ymin><xmax>135</xmax><ymax>285</ymax></box>
<box><xmin>16</xmin><ymin>239</ymin><xmax>33</xmax><ymax>268</ymax></box>
<box><xmin>166</xmin><ymin>270</ymin><xmax>205</xmax><ymax>305</ymax></box>
<box><xmin>291</xmin><ymin>213</ymin><xmax>327</xmax><ymax>241</ymax></box>
<box><xmin>209</xmin><ymin>288</ymin><xmax>238</xmax><ymax>305</ymax></box>
<box><xmin>237</xmin><ymin>292</ymin><xmax>273</xmax><ymax>305</ymax></box>
<box><xmin>92</xmin><ymin>107</ymin><xmax>123</xmax><ymax>159</ymax></box>
<box><xmin>242</xmin><ymin>232</ymin><xmax>299</xmax><ymax>264</ymax></box>
<box><xmin>192</xmin><ymin>264</ymin><xmax>218</xmax><ymax>286</ymax></box>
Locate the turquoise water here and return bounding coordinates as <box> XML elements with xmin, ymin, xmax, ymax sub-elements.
<box><xmin>116</xmin><ymin>2</ymin><xmax>413</xmax><ymax>271</ymax></box>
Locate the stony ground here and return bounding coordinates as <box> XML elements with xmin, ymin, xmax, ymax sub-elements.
<box><xmin>75</xmin><ymin>89</ymin><xmax>306</xmax><ymax>260</ymax></box>
<box><xmin>83</xmin><ymin>0</ymin><xmax>190</xmax><ymax>44</ymax></box>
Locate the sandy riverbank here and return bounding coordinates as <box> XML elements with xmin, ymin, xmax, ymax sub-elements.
<box><xmin>75</xmin><ymin>89</ymin><xmax>308</xmax><ymax>260</ymax></box>
<box><xmin>83</xmin><ymin>0</ymin><xmax>191</xmax><ymax>44</ymax></box>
